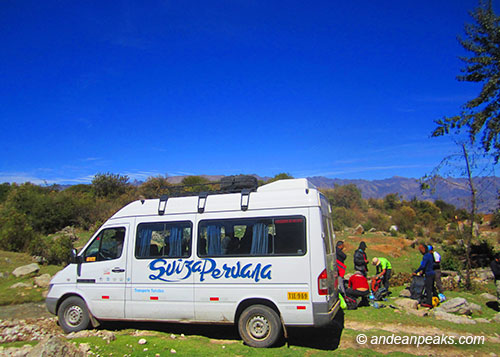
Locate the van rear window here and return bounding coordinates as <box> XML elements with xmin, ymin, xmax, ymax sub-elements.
<box><xmin>198</xmin><ymin>216</ymin><xmax>306</xmax><ymax>257</ymax></box>
<box><xmin>135</xmin><ymin>222</ymin><xmax>192</xmax><ymax>259</ymax></box>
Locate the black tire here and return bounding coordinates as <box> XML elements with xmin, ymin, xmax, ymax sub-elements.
<box><xmin>237</xmin><ymin>304</ymin><xmax>282</xmax><ymax>348</ymax></box>
<box><xmin>57</xmin><ymin>296</ymin><xmax>91</xmax><ymax>333</ymax></box>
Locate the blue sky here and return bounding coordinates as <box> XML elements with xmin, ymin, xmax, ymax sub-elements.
<box><xmin>0</xmin><ymin>0</ymin><xmax>498</xmax><ymax>184</ymax></box>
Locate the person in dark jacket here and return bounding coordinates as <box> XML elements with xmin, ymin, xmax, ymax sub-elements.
<box><xmin>413</xmin><ymin>243</ymin><xmax>435</xmax><ymax>308</ymax></box>
<box><xmin>336</xmin><ymin>241</ymin><xmax>347</xmax><ymax>295</ymax></box>
<box><xmin>491</xmin><ymin>253</ymin><xmax>500</xmax><ymax>301</ymax></box>
<box><xmin>353</xmin><ymin>241</ymin><xmax>369</xmax><ymax>277</ymax></box>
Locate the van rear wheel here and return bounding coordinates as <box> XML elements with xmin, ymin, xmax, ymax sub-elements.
<box><xmin>57</xmin><ymin>296</ymin><xmax>90</xmax><ymax>333</ymax></box>
<box><xmin>238</xmin><ymin>304</ymin><xmax>282</xmax><ymax>348</ymax></box>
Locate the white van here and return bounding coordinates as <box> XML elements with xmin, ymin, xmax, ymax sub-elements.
<box><xmin>46</xmin><ymin>178</ymin><xmax>339</xmax><ymax>347</ymax></box>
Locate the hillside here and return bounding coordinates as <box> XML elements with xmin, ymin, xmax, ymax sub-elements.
<box><xmin>307</xmin><ymin>176</ymin><xmax>499</xmax><ymax>213</ymax></box>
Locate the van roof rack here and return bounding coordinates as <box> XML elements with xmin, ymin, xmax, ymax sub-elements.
<box><xmin>156</xmin><ymin>175</ymin><xmax>259</xmax><ymax>214</ymax></box>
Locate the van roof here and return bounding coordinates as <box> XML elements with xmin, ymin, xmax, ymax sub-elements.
<box><xmin>110</xmin><ymin>178</ymin><xmax>320</xmax><ymax>219</ymax></box>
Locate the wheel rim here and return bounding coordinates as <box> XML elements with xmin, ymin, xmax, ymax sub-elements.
<box><xmin>64</xmin><ymin>305</ymin><xmax>83</xmax><ymax>327</ymax></box>
<box><xmin>246</xmin><ymin>314</ymin><xmax>271</xmax><ymax>340</ymax></box>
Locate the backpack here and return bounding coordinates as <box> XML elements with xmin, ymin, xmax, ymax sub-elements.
<box><xmin>220</xmin><ymin>175</ymin><xmax>258</xmax><ymax>193</ymax></box>
<box><xmin>409</xmin><ymin>275</ymin><xmax>425</xmax><ymax>301</ymax></box>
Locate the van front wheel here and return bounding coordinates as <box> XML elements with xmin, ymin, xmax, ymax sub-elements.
<box><xmin>57</xmin><ymin>296</ymin><xmax>90</xmax><ymax>333</ymax></box>
<box><xmin>238</xmin><ymin>305</ymin><xmax>282</xmax><ymax>348</ymax></box>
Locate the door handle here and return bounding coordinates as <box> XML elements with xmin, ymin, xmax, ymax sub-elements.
<box><xmin>112</xmin><ymin>268</ymin><xmax>125</xmax><ymax>273</ymax></box>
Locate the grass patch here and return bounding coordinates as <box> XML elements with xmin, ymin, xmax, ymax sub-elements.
<box><xmin>0</xmin><ymin>250</ymin><xmax>64</xmax><ymax>306</ymax></box>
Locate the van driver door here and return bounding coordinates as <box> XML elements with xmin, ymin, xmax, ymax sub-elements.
<box><xmin>77</xmin><ymin>223</ymin><xmax>129</xmax><ymax>319</ymax></box>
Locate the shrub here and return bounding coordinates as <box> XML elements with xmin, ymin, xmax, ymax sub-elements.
<box><xmin>392</xmin><ymin>206</ymin><xmax>417</xmax><ymax>233</ymax></box>
<box><xmin>92</xmin><ymin>172</ymin><xmax>131</xmax><ymax>198</ymax></box>
<box><xmin>331</xmin><ymin>207</ymin><xmax>357</xmax><ymax>231</ymax></box>
<box><xmin>0</xmin><ymin>208</ymin><xmax>38</xmax><ymax>252</ymax></box>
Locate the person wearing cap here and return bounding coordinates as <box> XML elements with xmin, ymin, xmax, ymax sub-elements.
<box><xmin>353</xmin><ymin>241</ymin><xmax>369</xmax><ymax>277</ymax></box>
<box><xmin>428</xmin><ymin>245</ymin><xmax>444</xmax><ymax>295</ymax></box>
<box><xmin>372</xmin><ymin>257</ymin><xmax>392</xmax><ymax>291</ymax></box>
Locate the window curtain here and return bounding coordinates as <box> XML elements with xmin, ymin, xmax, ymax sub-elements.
<box><xmin>169</xmin><ymin>227</ymin><xmax>183</xmax><ymax>257</ymax></box>
<box><xmin>138</xmin><ymin>227</ymin><xmax>153</xmax><ymax>257</ymax></box>
<box><xmin>207</xmin><ymin>225</ymin><xmax>222</xmax><ymax>256</ymax></box>
<box><xmin>251</xmin><ymin>223</ymin><xmax>269</xmax><ymax>255</ymax></box>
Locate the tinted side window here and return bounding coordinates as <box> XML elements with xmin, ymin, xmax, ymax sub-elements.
<box><xmin>83</xmin><ymin>227</ymin><xmax>126</xmax><ymax>262</ymax></box>
<box><xmin>198</xmin><ymin>216</ymin><xmax>306</xmax><ymax>257</ymax></box>
<box><xmin>135</xmin><ymin>222</ymin><xmax>192</xmax><ymax>259</ymax></box>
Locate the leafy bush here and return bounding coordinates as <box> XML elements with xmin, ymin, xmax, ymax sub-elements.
<box><xmin>332</xmin><ymin>207</ymin><xmax>357</xmax><ymax>231</ymax></box>
<box><xmin>392</xmin><ymin>206</ymin><xmax>417</xmax><ymax>233</ymax></box>
<box><xmin>441</xmin><ymin>249</ymin><xmax>463</xmax><ymax>271</ymax></box>
<box><xmin>0</xmin><ymin>208</ymin><xmax>38</xmax><ymax>252</ymax></box>
<box><xmin>92</xmin><ymin>173</ymin><xmax>131</xmax><ymax>198</ymax></box>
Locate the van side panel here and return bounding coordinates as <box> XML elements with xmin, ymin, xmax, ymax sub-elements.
<box><xmin>125</xmin><ymin>215</ymin><xmax>196</xmax><ymax>320</ymax></box>
<box><xmin>193</xmin><ymin>208</ymin><xmax>314</xmax><ymax>325</ymax></box>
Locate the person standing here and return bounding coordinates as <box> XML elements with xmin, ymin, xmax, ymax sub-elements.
<box><xmin>336</xmin><ymin>241</ymin><xmax>347</xmax><ymax>295</ymax></box>
<box><xmin>372</xmin><ymin>257</ymin><xmax>392</xmax><ymax>292</ymax></box>
<box><xmin>413</xmin><ymin>243</ymin><xmax>435</xmax><ymax>308</ymax></box>
<box><xmin>428</xmin><ymin>245</ymin><xmax>444</xmax><ymax>295</ymax></box>
<box><xmin>491</xmin><ymin>253</ymin><xmax>500</xmax><ymax>301</ymax></box>
<box><xmin>353</xmin><ymin>241</ymin><xmax>369</xmax><ymax>277</ymax></box>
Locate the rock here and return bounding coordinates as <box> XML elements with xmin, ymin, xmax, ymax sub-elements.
<box><xmin>480</xmin><ymin>293</ymin><xmax>497</xmax><ymax>301</ymax></box>
<box><xmin>468</xmin><ymin>302</ymin><xmax>482</xmax><ymax>314</ymax></box>
<box><xmin>399</xmin><ymin>289</ymin><xmax>411</xmax><ymax>298</ymax></box>
<box><xmin>407</xmin><ymin>309</ymin><xmax>430</xmax><ymax>317</ymax></box>
<box><xmin>389</xmin><ymin>225</ymin><xmax>398</xmax><ymax>232</ymax></box>
<box><xmin>32</xmin><ymin>256</ymin><xmax>47</xmax><ymax>264</ymax></box>
<box><xmin>441</xmin><ymin>270</ymin><xmax>458</xmax><ymax>277</ymax></box>
<box><xmin>354</xmin><ymin>225</ymin><xmax>364</xmax><ymax>235</ymax></box>
<box><xmin>434</xmin><ymin>310</ymin><xmax>477</xmax><ymax>325</ymax></box>
<box><xmin>474</xmin><ymin>318</ymin><xmax>490</xmax><ymax>324</ymax></box>
<box><xmin>492</xmin><ymin>314</ymin><xmax>500</xmax><ymax>323</ymax></box>
<box><xmin>34</xmin><ymin>274</ymin><xmax>52</xmax><ymax>288</ymax></box>
<box><xmin>78</xmin><ymin>343</ymin><xmax>90</xmax><ymax>354</ymax></box>
<box><xmin>0</xmin><ymin>272</ymin><xmax>8</xmax><ymax>279</ymax></box>
<box><xmin>138</xmin><ymin>338</ymin><xmax>147</xmax><ymax>345</ymax></box>
<box><xmin>66</xmin><ymin>331</ymin><xmax>92</xmax><ymax>339</ymax></box>
<box><xmin>439</xmin><ymin>297</ymin><xmax>472</xmax><ymax>315</ymax></box>
<box><xmin>56</xmin><ymin>226</ymin><xmax>78</xmax><ymax>242</ymax></box>
<box><xmin>394</xmin><ymin>298</ymin><xmax>418</xmax><ymax>310</ymax></box>
<box><xmin>12</xmin><ymin>264</ymin><xmax>40</xmax><ymax>278</ymax></box>
<box><xmin>27</xmin><ymin>336</ymin><xmax>83</xmax><ymax>357</ymax></box>
<box><xmin>368</xmin><ymin>228</ymin><xmax>376</xmax><ymax>232</ymax></box>
<box><xmin>10</xmin><ymin>282</ymin><xmax>32</xmax><ymax>289</ymax></box>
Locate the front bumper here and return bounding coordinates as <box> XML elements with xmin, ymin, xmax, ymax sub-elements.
<box><xmin>45</xmin><ymin>297</ymin><xmax>58</xmax><ymax>315</ymax></box>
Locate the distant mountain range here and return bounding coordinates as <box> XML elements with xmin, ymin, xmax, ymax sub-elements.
<box><xmin>163</xmin><ymin>175</ymin><xmax>499</xmax><ymax>213</ymax></box>
<box><xmin>306</xmin><ymin>176</ymin><xmax>499</xmax><ymax>213</ymax></box>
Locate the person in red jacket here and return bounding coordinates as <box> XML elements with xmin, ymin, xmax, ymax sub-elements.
<box><xmin>346</xmin><ymin>270</ymin><xmax>370</xmax><ymax>306</ymax></box>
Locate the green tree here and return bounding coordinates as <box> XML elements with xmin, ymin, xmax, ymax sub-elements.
<box><xmin>181</xmin><ymin>176</ymin><xmax>212</xmax><ymax>193</ymax></box>
<box><xmin>267</xmin><ymin>173</ymin><xmax>294</xmax><ymax>183</ymax></box>
<box><xmin>92</xmin><ymin>173</ymin><xmax>130</xmax><ymax>198</ymax></box>
<box><xmin>327</xmin><ymin>184</ymin><xmax>363</xmax><ymax>209</ymax></box>
<box><xmin>0</xmin><ymin>183</ymin><xmax>11</xmax><ymax>203</ymax></box>
<box><xmin>383</xmin><ymin>193</ymin><xmax>401</xmax><ymax>211</ymax></box>
<box><xmin>139</xmin><ymin>175</ymin><xmax>171</xmax><ymax>198</ymax></box>
<box><xmin>433</xmin><ymin>1</ymin><xmax>500</xmax><ymax>161</ymax></box>
<box><xmin>392</xmin><ymin>206</ymin><xmax>417</xmax><ymax>233</ymax></box>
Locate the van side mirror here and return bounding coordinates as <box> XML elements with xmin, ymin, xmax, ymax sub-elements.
<box><xmin>70</xmin><ymin>249</ymin><xmax>80</xmax><ymax>264</ymax></box>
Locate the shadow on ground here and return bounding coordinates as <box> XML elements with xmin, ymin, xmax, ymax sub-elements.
<box><xmin>486</xmin><ymin>301</ymin><xmax>499</xmax><ymax>312</ymax></box>
<box><xmin>99</xmin><ymin>309</ymin><xmax>344</xmax><ymax>351</ymax></box>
